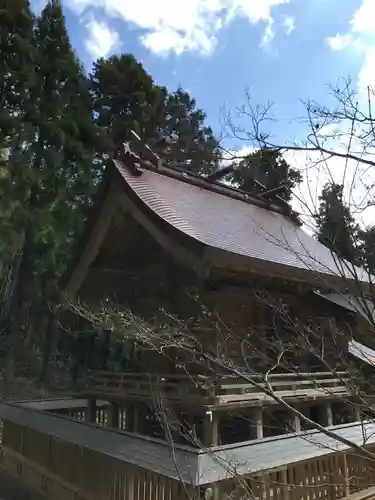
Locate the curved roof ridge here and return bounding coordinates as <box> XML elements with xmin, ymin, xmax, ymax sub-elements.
<box><xmin>114</xmin><ymin>158</ymin><xmax>370</xmax><ymax>286</ymax></box>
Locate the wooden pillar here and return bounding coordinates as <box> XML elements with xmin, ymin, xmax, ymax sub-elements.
<box><xmin>281</xmin><ymin>468</ymin><xmax>289</xmax><ymax>500</ymax></box>
<box><xmin>203</xmin><ymin>411</ymin><xmax>219</xmax><ymax>447</ymax></box>
<box><xmin>292</xmin><ymin>411</ymin><xmax>301</xmax><ymax>433</ymax></box>
<box><xmin>343</xmin><ymin>453</ymin><xmax>350</xmax><ymax>498</ymax></box>
<box><xmin>354</xmin><ymin>406</ymin><xmax>361</xmax><ymax>422</ymax></box>
<box><xmin>125</xmin><ymin>402</ymin><xmax>140</xmax><ymax>432</ymax></box>
<box><xmin>109</xmin><ymin>402</ymin><xmax>119</xmax><ymax>428</ymax></box>
<box><xmin>203</xmin><ymin>485</ymin><xmax>219</xmax><ymax>500</ymax></box>
<box><xmin>133</xmin><ymin>403</ymin><xmax>139</xmax><ymax>433</ymax></box>
<box><xmin>126</xmin><ymin>402</ymin><xmax>139</xmax><ymax>432</ymax></box>
<box><xmin>254</xmin><ymin>407</ymin><xmax>263</xmax><ymax>439</ymax></box>
<box><xmin>86</xmin><ymin>397</ymin><xmax>96</xmax><ymax>423</ymax></box>
<box><xmin>213</xmin><ymin>485</ymin><xmax>220</xmax><ymax>500</ymax></box>
<box><xmin>326</xmin><ymin>402</ymin><xmax>333</xmax><ymax>427</ymax></box>
<box><xmin>126</xmin><ymin>403</ymin><xmax>133</xmax><ymax>432</ymax></box>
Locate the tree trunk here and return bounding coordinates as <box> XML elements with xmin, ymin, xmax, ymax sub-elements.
<box><xmin>5</xmin><ymin>186</ymin><xmax>37</xmax><ymax>383</ymax></box>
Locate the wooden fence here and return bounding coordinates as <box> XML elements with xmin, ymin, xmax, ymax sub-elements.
<box><xmin>88</xmin><ymin>371</ymin><xmax>352</xmax><ymax>407</ymax></box>
<box><xmin>2</xmin><ymin>418</ymin><xmax>375</xmax><ymax>500</ymax></box>
<box><xmin>220</xmin><ymin>452</ymin><xmax>375</xmax><ymax>500</ymax></box>
<box><xmin>0</xmin><ymin>420</ymin><xmax>197</xmax><ymax>500</ymax></box>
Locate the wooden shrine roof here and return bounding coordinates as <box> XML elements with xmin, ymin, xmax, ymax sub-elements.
<box><xmin>62</xmin><ymin>154</ymin><xmax>371</xmax><ymax>296</ymax></box>
<box><xmin>113</xmin><ymin>158</ymin><xmax>369</xmax><ymax>283</ymax></box>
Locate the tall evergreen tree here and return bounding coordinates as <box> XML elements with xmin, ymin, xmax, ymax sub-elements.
<box><xmin>0</xmin><ymin>0</ymin><xmax>36</xmax><ymax>258</ymax></box>
<box><xmin>0</xmin><ymin>0</ymin><xmax>35</xmax><ymax>148</ymax></box>
<box><xmin>157</xmin><ymin>88</ymin><xmax>220</xmax><ymax>174</ymax></box>
<box><xmin>90</xmin><ymin>56</ymin><xmax>220</xmax><ymax>173</ymax></box>
<box><xmin>0</xmin><ymin>0</ymin><xmax>37</xmax><ymax>379</ymax></box>
<box><xmin>32</xmin><ymin>0</ymin><xmax>99</xmax><ymax>381</ymax></box>
<box><xmin>31</xmin><ymin>0</ymin><xmax>98</xmax><ymax>281</ymax></box>
<box><xmin>229</xmin><ymin>149</ymin><xmax>302</xmax><ymax>202</ymax></box>
<box><xmin>315</xmin><ymin>183</ymin><xmax>360</xmax><ymax>264</ymax></box>
<box><xmin>0</xmin><ymin>0</ymin><xmax>98</xmax><ymax>380</ymax></box>
<box><xmin>90</xmin><ymin>54</ymin><xmax>164</xmax><ymax>158</ymax></box>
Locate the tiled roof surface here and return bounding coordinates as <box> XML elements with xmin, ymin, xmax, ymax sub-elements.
<box><xmin>114</xmin><ymin>160</ymin><xmax>368</xmax><ymax>282</ymax></box>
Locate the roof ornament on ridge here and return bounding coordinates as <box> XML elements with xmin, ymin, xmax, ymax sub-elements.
<box><xmin>206</xmin><ymin>157</ymin><xmax>291</xmax><ymax>208</ymax></box>
<box><xmin>119</xmin><ymin>130</ymin><xmax>167</xmax><ymax>176</ymax></box>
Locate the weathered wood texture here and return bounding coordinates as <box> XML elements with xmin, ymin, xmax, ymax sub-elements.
<box><xmin>219</xmin><ymin>451</ymin><xmax>375</xmax><ymax>500</ymax></box>
<box><xmin>73</xmin><ymin>207</ymin><xmax>356</xmax><ymax>381</ymax></box>
<box><xmin>2</xmin><ymin>419</ymin><xmax>375</xmax><ymax>500</ymax></box>
<box><xmin>87</xmin><ymin>371</ymin><xmax>352</xmax><ymax>409</ymax></box>
<box><xmin>0</xmin><ymin>420</ymin><xmax>197</xmax><ymax>500</ymax></box>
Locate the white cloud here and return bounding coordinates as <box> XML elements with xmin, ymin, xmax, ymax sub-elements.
<box><xmin>327</xmin><ymin>33</ymin><xmax>355</xmax><ymax>51</ymax></box>
<box><xmin>350</xmin><ymin>0</ymin><xmax>375</xmax><ymax>35</ymax></box>
<box><xmin>326</xmin><ymin>1</ymin><xmax>375</xmax><ymax>95</ymax></box>
<box><xmin>283</xmin><ymin>149</ymin><xmax>375</xmax><ymax>231</ymax></box>
<box><xmin>348</xmin><ymin>0</ymin><xmax>375</xmax><ymax>94</ymax></box>
<box><xmin>229</xmin><ymin>141</ymin><xmax>375</xmax><ymax>232</ymax></box>
<box><xmin>84</xmin><ymin>17</ymin><xmax>120</xmax><ymax>59</ymax></box>
<box><xmin>62</xmin><ymin>0</ymin><xmax>290</xmax><ymax>56</ymax></box>
<box><xmin>282</xmin><ymin>15</ymin><xmax>295</xmax><ymax>35</ymax></box>
<box><xmin>261</xmin><ymin>20</ymin><xmax>276</xmax><ymax>47</ymax></box>
<box><xmin>358</xmin><ymin>46</ymin><xmax>375</xmax><ymax>93</ymax></box>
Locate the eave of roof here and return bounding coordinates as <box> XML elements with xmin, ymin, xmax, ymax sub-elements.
<box><xmin>114</xmin><ymin>158</ymin><xmax>371</xmax><ymax>288</ymax></box>
<box><xmin>61</xmin><ymin>155</ymin><xmax>373</xmax><ymax>297</ymax></box>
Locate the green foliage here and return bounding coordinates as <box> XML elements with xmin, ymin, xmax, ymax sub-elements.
<box><xmin>0</xmin><ymin>0</ymin><xmax>101</xmax><ymax>380</ymax></box>
<box><xmin>0</xmin><ymin>0</ymin><xmax>235</xmax><ymax>379</ymax></box>
<box><xmin>90</xmin><ymin>54</ymin><xmax>164</xmax><ymax>157</ymax></box>
<box><xmin>0</xmin><ymin>0</ymin><xmax>100</xmax><ymax>285</ymax></box>
<box><xmin>157</xmin><ymin>88</ymin><xmax>220</xmax><ymax>174</ymax></box>
<box><xmin>90</xmin><ymin>57</ymin><xmax>220</xmax><ymax>173</ymax></box>
<box><xmin>229</xmin><ymin>149</ymin><xmax>302</xmax><ymax>202</ymax></box>
<box><xmin>315</xmin><ymin>183</ymin><xmax>360</xmax><ymax>264</ymax></box>
<box><xmin>0</xmin><ymin>0</ymin><xmax>35</xmax><ymax>147</ymax></box>
<box><xmin>0</xmin><ymin>0</ymin><xmax>35</xmax><ymax>261</ymax></box>
<box><xmin>358</xmin><ymin>226</ymin><xmax>375</xmax><ymax>274</ymax></box>
<box><xmin>30</xmin><ymin>0</ymin><xmax>99</xmax><ymax>281</ymax></box>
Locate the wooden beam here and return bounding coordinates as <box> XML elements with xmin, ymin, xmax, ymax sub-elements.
<box><xmin>343</xmin><ymin>453</ymin><xmax>350</xmax><ymax>498</ymax></box>
<box><xmin>108</xmin><ymin>402</ymin><xmax>119</xmax><ymax>428</ymax></box>
<box><xmin>133</xmin><ymin>403</ymin><xmax>139</xmax><ymax>433</ymax></box>
<box><xmin>281</xmin><ymin>468</ymin><xmax>289</xmax><ymax>500</ymax></box>
<box><xmin>293</xmin><ymin>412</ymin><xmax>301</xmax><ymax>433</ymax></box>
<box><xmin>86</xmin><ymin>397</ymin><xmax>96</xmax><ymax>424</ymax></box>
<box><xmin>355</xmin><ymin>406</ymin><xmax>361</xmax><ymax>422</ymax></box>
<box><xmin>125</xmin><ymin>403</ymin><xmax>132</xmax><ymax>431</ymax></box>
<box><xmin>119</xmin><ymin>192</ymin><xmax>209</xmax><ymax>280</ymax></box>
<box><xmin>203</xmin><ymin>411</ymin><xmax>219</xmax><ymax>447</ymax></box>
<box><xmin>254</xmin><ymin>407</ymin><xmax>263</xmax><ymax>439</ymax></box>
<box><xmin>64</xmin><ymin>181</ymin><xmax>122</xmax><ymax>297</ymax></box>
<box><xmin>326</xmin><ymin>403</ymin><xmax>333</xmax><ymax>427</ymax></box>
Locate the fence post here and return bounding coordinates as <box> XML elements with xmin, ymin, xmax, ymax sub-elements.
<box><xmin>343</xmin><ymin>453</ymin><xmax>350</xmax><ymax>498</ymax></box>
<box><xmin>87</xmin><ymin>396</ymin><xmax>96</xmax><ymax>423</ymax></box>
<box><xmin>254</xmin><ymin>407</ymin><xmax>263</xmax><ymax>439</ymax></box>
<box><xmin>282</xmin><ymin>467</ymin><xmax>290</xmax><ymax>500</ymax></box>
<box><xmin>109</xmin><ymin>402</ymin><xmax>119</xmax><ymax>428</ymax></box>
<box><xmin>203</xmin><ymin>411</ymin><xmax>219</xmax><ymax>447</ymax></box>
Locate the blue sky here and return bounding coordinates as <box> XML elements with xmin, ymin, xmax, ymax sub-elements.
<box><xmin>31</xmin><ymin>0</ymin><xmax>373</xmax><ymax>147</ymax></box>
<box><xmin>31</xmin><ymin>0</ymin><xmax>375</xmax><ymax>225</ymax></box>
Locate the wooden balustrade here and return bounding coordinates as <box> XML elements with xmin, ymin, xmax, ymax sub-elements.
<box><xmin>87</xmin><ymin>371</ymin><xmax>352</xmax><ymax>407</ymax></box>
<box><xmin>49</xmin><ymin>402</ymin><xmax>110</xmax><ymax>427</ymax></box>
<box><xmin>218</xmin><ymin>452</ymin><xmax>375</xmax><ymax>500</ymax></box>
